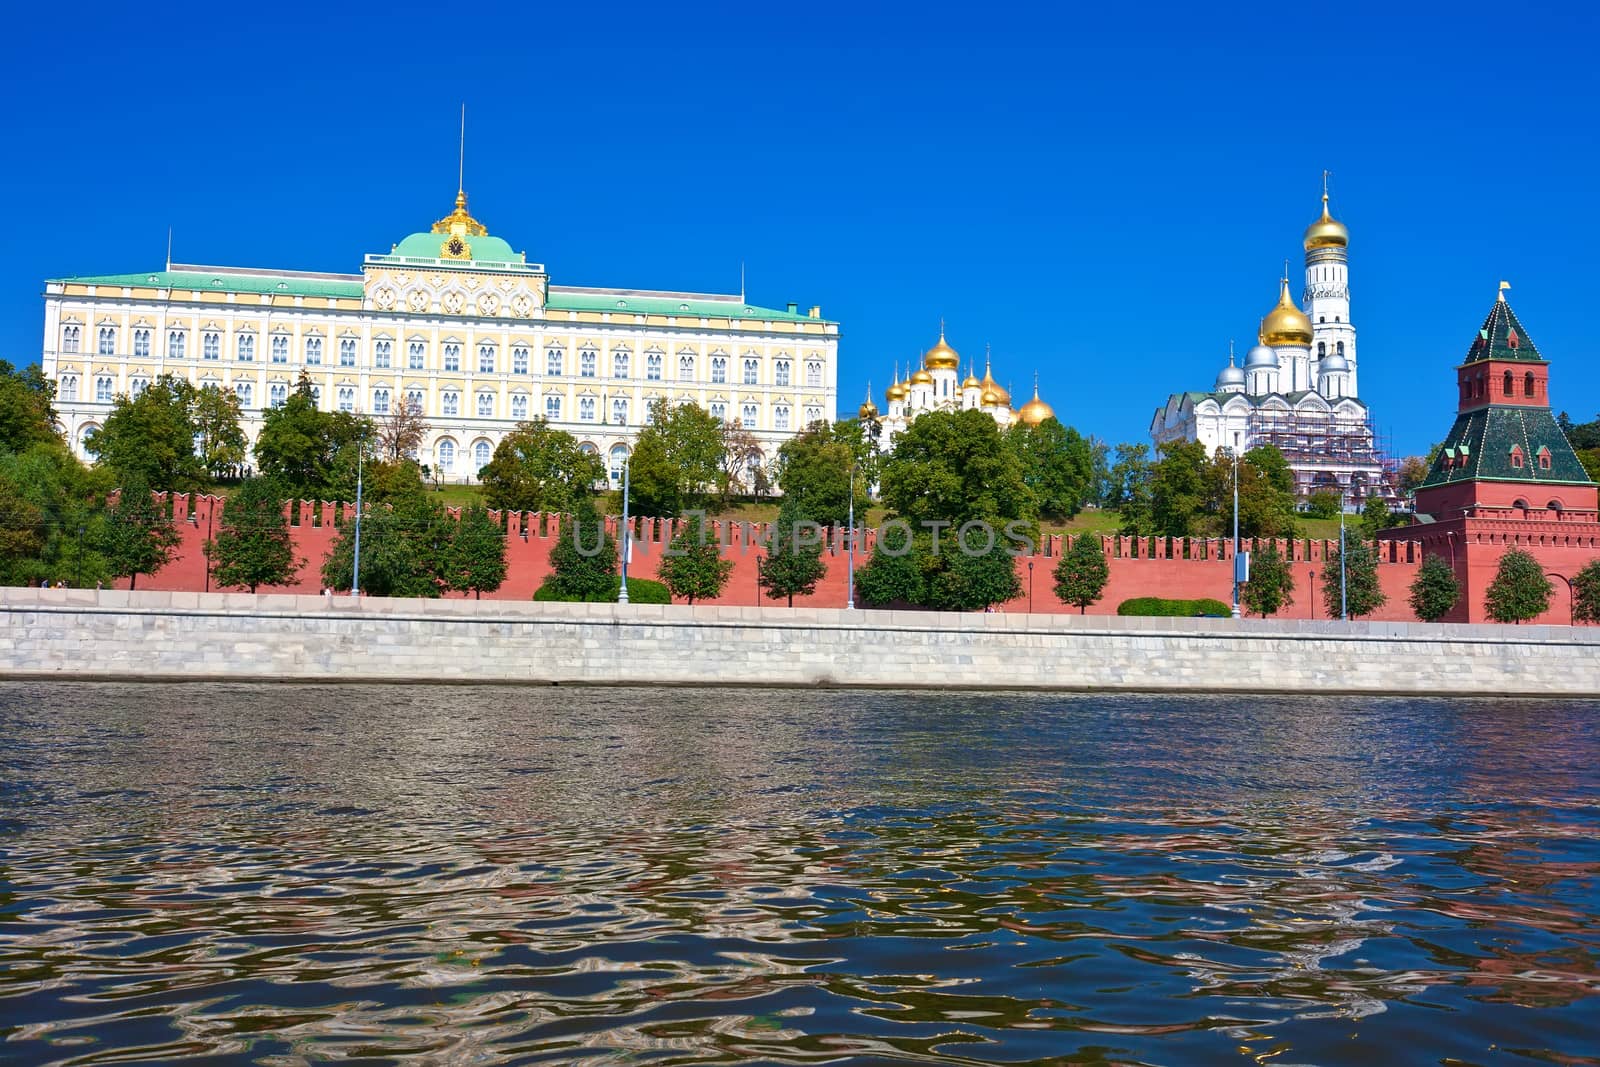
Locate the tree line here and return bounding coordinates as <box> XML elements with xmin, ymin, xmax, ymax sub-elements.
<box><xmin>4</xmin><ymin>362</ymin><xmax>1591</xmax><ymax>618</ymax></box>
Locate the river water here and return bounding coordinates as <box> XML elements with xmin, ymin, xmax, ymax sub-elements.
<box><xmin>0</xmin><ymin>683</ymin><xmax>1596</xmax><ymax>1065</ymax></box>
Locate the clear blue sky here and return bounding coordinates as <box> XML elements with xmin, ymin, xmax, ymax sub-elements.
<box><xmin>7</xmin><ymin>0</ymin><xmax>1597</xmax><ymax>457</ymax></box>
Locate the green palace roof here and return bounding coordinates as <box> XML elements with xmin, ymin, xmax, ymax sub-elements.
<box><xmin>49</xmin><ymin>269</ymin><xmax>830</xmax><ymax>324</ymax></box>
<box><xmin>1464</xmin><ymin>293</ymin><xmax>1544</xmax><ymax>363</ymax></box>
<box><xmin>51</xmin><ymin>268</ymin><xmax>363</xmax><ymax>299</ymax></box>
<box><xmin>544</xmin><ymin>288</ymin><xmax>828</xmax><ymax>322</ymax></box>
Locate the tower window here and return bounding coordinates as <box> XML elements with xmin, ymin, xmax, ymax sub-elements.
<box><xmin>1504</xmin><ymin>371</ymin><xmax>1514</xmax><ymax>396</ymax></box>
<box><xmin>1336</xmin><ymin>341</ymin><xmax>1344</xmax><ymax>356</ymax></box>
<box><xmin>1525</xmin><ymin>372</ymin><xmax>1536</xmax><ymax>397</ymax></box>
<box><xmin>1318</xmin><ymin>342</ymin><xmax>1326</xmax><ymax>357</ymax></box>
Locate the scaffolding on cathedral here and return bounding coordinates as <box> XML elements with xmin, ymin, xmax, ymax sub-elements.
<box><xmin>1244</xmin><ymin>407</ymin><xmax>1403</xmax><ymax>508</ymax></box>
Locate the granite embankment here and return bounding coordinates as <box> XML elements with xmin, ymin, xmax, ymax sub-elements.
<box><xmin>3</xmin><ymin>588</ymin><xmax>1596</xmax><ymax>697</ymax></box>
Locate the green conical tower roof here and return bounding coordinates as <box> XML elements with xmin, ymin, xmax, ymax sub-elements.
<box><xmin>1421</xmin><ymin>293</ymin><xmax>1592</xmax><ymax>492</ymax></box>
<box><xmin>1463</xmin><ymin>291</ymin><xmax>1543</xmax><ymax>363</ymax></box>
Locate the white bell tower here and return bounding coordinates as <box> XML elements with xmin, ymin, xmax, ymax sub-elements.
<box><xmin>1303</xmin><ymin>172</ymin><xmax>1358</xmax><ymax>396</ymax></box>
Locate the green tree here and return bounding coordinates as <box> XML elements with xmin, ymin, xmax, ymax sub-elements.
<box><xmin>880</xmin><ymin>408</ymin><xmax>1032</xmax><ymax>525</ymax></box>
<box><xmin>629</xmin><ymin>399</ymin><xmax>724</xmax><ymax>517</ymax></box>
<box><xmin>856</xmin><ymin>527</ymin><xmax>930</xmax><ymax>607</ymax></box>
<box><xmin>1408</xmin><ymin>554</ymin><xmax>1461</xmax><ymax>622</ymax></box>
<box><xmin>254</xmin><ymin>373</ymin><xmax>368</xmax><ymax>498</ymax></box>
<box><xmin>0</xmin><ymin>475</ymin><xmax>46</xmax><ymax>585</ymax></box>
<box><xmin>1578</xmin><ymin>448</ymin><xmax>1600</xmax><ymax>483</ymax></box>
<box><xmin>544</xmin><ymin>496</ymin><xmax>619</xmax><ymax>601</ymax></box>
<box><xmin>1147</xmin><ymin>440</ymin><xmax>1210</xmax><ymax>536</ymax></box>
<box><xmin>758</xmin><ymin>498</ymin><xmax>827</xmax><ymax>606</ymax></box>
<box><xmin>1008</xmin><ymin>418</ymin><xmax>1095</xmax><ymax>520</ymax></box>
<box><xmin>320</xmin><ymin>496</ymin><xmax>449</xmax><ymax>597</ymax></box>
<box><xmin>1110</xmin><ymin>442</ymin><xmax>1154</xmax><ymax>533</ymax></box>
<box><xmin>0</xmin><ymin>441</ymin><xmax>114</xmax><ymax>587</ymax></box>
<box><xmin>1359</xmin><ymin>494</ymin><xmax>1401</xmax><ymax>539</ymax></box>
<box><xmin>98</xmin><ymin>478</ymin><xmax>182</xmax><ymax>590</ymax></box>
<box><xmin>1241</xmin><ymin>540</ymin><xmax>1295</xmax><ymax>617</ymax></box>
<box><xmin>1053</xmin><ymin>533</ymin><xmax>1110</xmax><ymax>613</ymax></box>
<box><xmin>0</xmin><ymin>361</ymin><xmax>62</xmax><ymax>452</ymax></box>
<box><xmin>208</xmin><ymin>476</ymin><xmax>300</xmax><ymax>592</ymax></box>
<box><xmin>1396</xmin><ymin>456</ymin><xmax>1431</xmax><ymax>495</ymax></box>
<box><xmin>445</xmin><ymin>506</ymin><xmax>509</xmax><ymax>599</ymax></box>
<box><xmin>1323</xmin><ymin>539</ymin><xmax>1386</xmax><ymax>619</ymax></box>
<box><xmin>1216</xmin><ymin>446</ymin><xmax>1299</xmax><ymax>539</ymax></box>
<box><xmin>1571</xmin><ymin>558</ymin><xmax>1600</xmax><ymax>624</ymax></box>
<box><xmin>1304</xmin><ymin>490</ymin><xmax>1341</xmax><ymax>519</ymax></box>
<box><xmin>777</xmin><ymin>422</ymin><xmax>866</xmax><ymax>527</ymax></box>
<box><xmin>478</xmin><ymin>418</ymin><xmax>604</xmax><ymax>513</ymax></box>
<box><xmin>190</xmin><ymin>385</ymin><xmax>247</xmax><ymax>481</ymax></box>
<box><xmin>1484</xmin><ymin>547</ymin><xmax>1552</xmax><ymax>624</ymax></box>
<box><xmin>657</xmin><ymin>511</ymin><xmax>733</xmax><ymax>604</ymax></box>
<box><xmin>87</xmin><ymin>375</ymin><xmax>206</xmax><ymax>491</ymax></box>
<box><xmin>328</xmin><ymin>452</ymin><xmax>427</xmax><ymax>509</ymax></box>
<box><xmin>926</xmin><ymin>535</ymin><xmax>1021</xmax><ymax>612</ymax></box>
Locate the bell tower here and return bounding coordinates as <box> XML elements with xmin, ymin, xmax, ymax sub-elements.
<box><xmin>1303</xmin><ymin>173</ymin><xmax>1357</xmax><ymax>395</ymax></box>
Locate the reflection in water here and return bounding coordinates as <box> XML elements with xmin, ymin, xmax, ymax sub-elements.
<box><xmin>1</xmin><ymin>684</ymin><xmax>1597</xmax><ymax>1064</ymax></box>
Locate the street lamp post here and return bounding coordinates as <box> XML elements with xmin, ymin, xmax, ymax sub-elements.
<box><xmin>1309</xmin><ymin>569</ymin><xmax>1316</xmax><ymax>619</ymax></box>
<box><xmin>1339</xmin><ymin>485</ymin><xmax>1348</xmax><ymax>621</ymax></box>
<box><xmin>188</xmin><ymin>506</ymin><xmax>216</xmax><ymax>593</ymax></box>
<box><xmin>846</xmin><ymin>460</ymin><xmax>856</xmax><ymax>610</ymax></box>
<box><xmin>351</xmin><ymin>432</ymin><xmax>365</xmax><ymax>597</ymax></box>
<box><xmin>618</xmin><ymin>456</ymin><xmax>631</xmax><ymax>604</ymax></box>
<box><xmin>1230</xmin><ymin>450</ymin><xmax>1242</xmax><ymax>619</ymax></box>
<box><xmin>1028</xmin><ymin>559</ymin><xmax>1035</xmax><ymax>613</ymax></box>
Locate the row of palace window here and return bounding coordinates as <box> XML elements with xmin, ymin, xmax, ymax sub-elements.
<box><xmin>58</xmin><ymin>372</ymin><xmax>821</xmax><ymax>430</ymax></box>
<box><xmin>64</xmin><ymin>327</ymin><xmax>825</xmax><ymax>386</ymax></box>
<box><xmin>425</xmin><ymin>440</ymin><xmax>639</xmax><ymax>483</ymax></box>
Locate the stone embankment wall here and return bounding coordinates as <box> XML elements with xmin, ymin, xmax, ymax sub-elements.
<box><xmin>110</xmin><ymin>493</ymin><xmax>1433</xmax><ymax>621</ymax></box>
<box><xmin>5</xmin><ymin>587</ymin><xmax>1597</xmax><ymax>697</ymax></box>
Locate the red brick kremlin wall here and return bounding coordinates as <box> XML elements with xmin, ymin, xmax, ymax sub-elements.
<box><xmin>95</xmin><ymin>493</ymin><xmax>1455</xmax><ymax>622</ymax></box>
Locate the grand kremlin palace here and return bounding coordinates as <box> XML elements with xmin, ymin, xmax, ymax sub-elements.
<box><xmin>39</xmin><ymin>189</ymin><xmax>840</xmax><ymax>485</ymax></box>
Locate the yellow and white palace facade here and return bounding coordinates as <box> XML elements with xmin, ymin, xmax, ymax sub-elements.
<box><xmin>39</xmin><ymin>190</ymin><xmax>840</xmax><ymax>485</ymax></box>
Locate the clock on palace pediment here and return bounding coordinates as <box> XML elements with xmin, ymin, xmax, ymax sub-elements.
<box><xmin>442</xmin><ymin>235</ymin><xmax>471</xmax><ymax>260</ymax></box>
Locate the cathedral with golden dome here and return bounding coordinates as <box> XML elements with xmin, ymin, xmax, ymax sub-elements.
<box><xmin>1150</xmin><ymin>182</ymin><xmax>1399</xmax><ymax>504</ymax></box>
<box><xmin>858</xmin><ymin>328</ymin><xmax>1057</xmax><ymax>439</ymax></box>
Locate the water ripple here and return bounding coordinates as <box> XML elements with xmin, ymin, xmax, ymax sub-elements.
<box><xmin>1</xmin><ymin>683</ymin><xmax>1597</xmax><ymax>1064</ymax></box>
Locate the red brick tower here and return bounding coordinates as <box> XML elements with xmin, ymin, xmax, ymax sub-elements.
<box><xmin>1390</xmin><ymin>286</ymin><xmax>1599</xmax><ymax>621</ymax></box>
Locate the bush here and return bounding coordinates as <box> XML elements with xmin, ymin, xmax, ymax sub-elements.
<box><xmin>1117</xmin><ymin>596</ymin><xmax>1232</xmax><ymax>617</ymax></box>
<box><xmin>534</xmin><ymin>575</ymin><xmax>671</xmax><ymax>604</ymax></box>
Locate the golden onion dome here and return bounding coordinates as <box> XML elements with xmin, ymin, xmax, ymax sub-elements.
<box><xmin>923</xmin><ymin>329</ymin><xmax>960</xmax><ymax>372</ymax></box>
<box><xmin>885</xmin><ymin>379</ymin><xmax>909</xmax><ymax>401</ymax></box>
<box><xmin>1018</xmin><ymin>380</ymin><xmax>1055</xmax><ymax>426</ymax></box>
<box><xmin>961</xmin><ymin>366</ymin><xmax>983</xmax><ymax>391</ymax></box>
<box><xmin>980</xmin><ymin>363</ymin><xmax>1011</xmax><ymax>406</ymax></box>
<box><xmin>1303</xmin><ymin>192</ymin><xmax>1349</xmax><ymax>251</ymax></box>
<box><xmin>980</xmin><ymin>387</ymin><xmax>1001</xmax><ymax>406</ymax></box>
<box><xmin>910</xmin><ymin>367</ymin><xmax>934</xmax><ymax>385</ymax></box>
<box><xmin>858</xmin><ymin>398</ymin><xmax>879</xmax><ymax>420</ymax></box>
<box><xmin>1259</xmin><ymin>278</ymin><xmax>1314</xmax><ymax>347</ymax></box>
